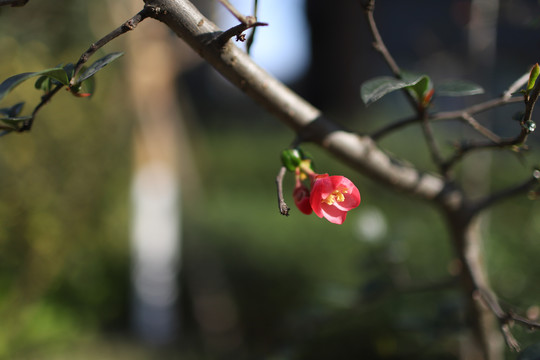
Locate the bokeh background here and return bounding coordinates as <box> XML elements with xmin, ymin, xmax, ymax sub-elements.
<box><xmin>1</xmin><ymin>0</ymin><xmax>540</xmax><ymax>359</ymax></box>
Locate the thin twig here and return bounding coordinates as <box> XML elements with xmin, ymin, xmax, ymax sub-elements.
<box><xmin>246</xmin><ymin>0</ymin><xmax>259</xmax><ymax>55</ymax></box>
<box><xmin>215</xmin><ymin>21</ymin><xmax>267</xmax><ymax>47</ymax></box>
<box><xmin>215</xmin><ymin>0</ymin><xmax>267</xmax><ymax>47</ymax></box>
<box><xmin>15</xmin><ymin>7</ymin><xmax>150</xmax><ymax>132</ymax></box>
<box><xmin>503</xmin><ymin>72</ymin><xmax>530</xmax><ymax>101</ymax></box>
<box><xmin>371</xmin><ymin>115</ymin><xmax>419</xmax><ymax>140</ymax></box>
<box><xmin>361</xmin><ymin>0</ymin><xmax>418</xmax><ymax>113</ymax></box>
<box><xmin>361</xmin><ymin>0</ymin><xmax>400</xmax><ymax>77</ymax></box>
<box><xmin>218</xmin><ymin>0</ymin><xmax>254</xmax><ymax>25</ymax></box>
<box><xmin>459</xmin><ymin>113</ymin><xmax>501</xmax><ymax>143</ymax></box>
<box><xmin>470</xmin><ymin>170</ymin><xmax>540</xmax><ymax>215</ymax></box>
<box><xmin>20</xmin><ymin>83</ymin><xmax>63</xmax><ymax>131</ymax></box>
<box><xmin>441</xmin><ymin>73</ymin><xmax>540</xmax><ymax>170</ymax></box>
<box><xmin>477</xmin><ymin>288</ymin><xmax>540</xmax><ymax>352</ymax></box>
<box><xmin>420</xmin><ymin>109</ymin><xmax>446</xmax><ymax>175</ymax></box>
<box><xmin>71</xmin><ymin>7</ymin><xmax>151</xmax><ymax>85</ymax></box>
<box><xmin>276</xmin><ymin>166</ymin><xmax>290</xmax><ymax>216</ymax></box>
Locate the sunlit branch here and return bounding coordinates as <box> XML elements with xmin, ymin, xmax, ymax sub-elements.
<box><xmin>215</xmin><ymin>0</ymin><xmax>267</xmax><ymax>47</ymax></box>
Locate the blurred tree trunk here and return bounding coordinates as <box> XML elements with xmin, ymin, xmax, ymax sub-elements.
<box><xmin>304</xmin><ymin>0</ymin><xmax>365</xmax><ymax>114</ymax></box>
<box><xmin>108</xmin><ymin>0</ymin><xmax>200</xmax><ymax>344</ymax></box>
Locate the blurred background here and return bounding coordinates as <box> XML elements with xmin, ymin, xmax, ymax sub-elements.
<box><xmin>0</xmin><ymin>0</ymin><xmax>540</xmax><ymax>359</ymax></box>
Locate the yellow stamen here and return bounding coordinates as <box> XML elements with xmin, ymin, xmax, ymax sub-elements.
<box><xmin>322</xmin><ymin>188</ymin><xmax>348</xmax><ymax>205</ymax></box>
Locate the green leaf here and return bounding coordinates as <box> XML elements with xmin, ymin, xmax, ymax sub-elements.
<box><xmin>360</xmin><ymin>74</ymin><xmax>429</xmax><ymax>105</ymax></box>
<box><xmin>0</xmin><ymin>102</ymin><xmax>24</xmax><ymax>117</ymax></box>
<box><xmin>361</xmin><ymin>77</ymin><xmax>408</xmax><ymax>105</ymax></box>
<box><xmin>527</xmin><ymin>63</ymin><xmax>540</xmax><ymax>92</ymax></box>
<box><xmin>436</xmin><ymin>80</ymin><xmax>484</xmax><ymax>96</ymax></box>
<box><xmin>76</xmin><ymin>52</ymin><xmax>124</xmax><ymax>84</ymax></box>
<box><xmin>34</xmin><ymin>76</ymin><xmax>52</xmax><ymax>92</ymax></box>
<box><xmin>403</xmin><ymin>73</ymin><xmax>431</xmax><ymax>101</ymax></box>
<box><xmin>0</xmin><ymin>115</ymin><xmax>32</xmax><ymax>130</ymax></box>
<box><xmin>0</xmin><ymin>67</ymin><xmax>68</xmax><ymax>102</ymax></box>
<box><xmin>80</xmin><ymin>75</ymin><xmax>96</xmax><ymax>96</ymax></box>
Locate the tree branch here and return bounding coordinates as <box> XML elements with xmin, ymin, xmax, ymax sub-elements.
<box><xmin>245</xmin><ymin>0</ymin><xmax>259</xmax><ymax>54</ymax></box>
<box><xmin>71</xmin><ymin>7</ymin><xmax>151</xmax><ymax>85</ymax></box>
<box><xmin>143</xmin><ymin>0</ymin><xmax>462</xmax><ymax>210</ymax></box>
<box><xmin>14</xmin><ymin>7</ymin><xmax>151</xmax><ymax>132</ymax></box>
<box><xmin>420</xmin><ymin>109</ymin><xmax>446</xmax><ymax>175</ymax></box>
<box><xmin>361</xmin><ymin>0</ymin><xmax>419</xmax><ymax>113</ymax></box>
<box><xmin>470</xmin><ymin>170</ymin><xmax>540</xmax><ymax>215</ymax></box>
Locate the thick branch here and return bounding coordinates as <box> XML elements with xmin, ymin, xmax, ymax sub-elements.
<box><xmin>143</xmin><ymin>0</ymin><xmax>463</xmax><ymax>209</ymax></box>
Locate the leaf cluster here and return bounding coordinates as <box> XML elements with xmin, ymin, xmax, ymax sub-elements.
<box><xmin>361</xmin><ymin>72</ymin><xmax>484</xmax><ymax>107</ymax></box>
<box><xmin>0</xmin><ymin>52</ymin><xmax>123</xmax><ymax>132</ymax></box>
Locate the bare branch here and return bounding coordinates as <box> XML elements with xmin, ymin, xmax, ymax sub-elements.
<box><xmin>275</xmin><ymin>166</ymin><xmax>290</xmax><ymax>216</ymax></box>
<box><xmin>19</xmin><ymin>84</ymin><xmax>63</xmax><ymax>131</ymax></box>
<box><xmin>246</xmin><ymin>0</ymin><xmax>259</xmax><ymax>54</ymax></box>
<box><xmin>71</xmin><ymin>7</ymin><xmax>151</xmax><ymax>85</ymax></box>
<box><xmin>361</xmin><ymin>0</ymin><xmax>419</xmax><ymax>113</ymax></box>
<box><xmin>470</xmin><ymin>170</ymin><xmax>540</xmax><ymax>215</ymax></box>
<box><xmin>218</xmin><ymin>0</ymin><xmax>254</xmax><ymax>26</ymax></box>
<box><xmin>477</xmin><ymin>288</ymin><xmax>540</xmax><ymax>352</ymax></box>
<box><xmin>372</xmin><ymin>97</ymin><xmax>522</xmax><ymax>140</ymax></box>
<box><xmin>214</xmin><ymin>0</ymin><xmax>267</xmax><ymax>47</ymax></box>
<box><xmin>420</xmin><ymin>110</ymin><xmax>447</xmax><ymax>175</ymax></box>
<box><xmin>361</xmin><ymin>0</ymin><xmax>400</xmax><ymax>77</ymax></box>
<box><xmin>459</xmin><ymin>113</ymin><xmax>501</xmax><ymax>143</ymax></box>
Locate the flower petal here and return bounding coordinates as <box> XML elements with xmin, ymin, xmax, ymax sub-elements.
<box><xmin>319</xmin><ymin>203</ymin><xmax>347</xmax><ymax>224</ymax></box>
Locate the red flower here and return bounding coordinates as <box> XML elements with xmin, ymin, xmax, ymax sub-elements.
<box><xmin>293</xmin><ymin>177</ymin><xmax>312</xmax><ymax>215</ymax></box>
<box><xmin>309</xmin><ymin>174</ymin><xmax>361</xmax><ymax>224</ymax></box>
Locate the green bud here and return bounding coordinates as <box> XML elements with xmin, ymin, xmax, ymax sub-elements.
<box><xmin>281</xmin><ymin>148</ymin><xmax>302</xmax><ymax>172</ymax></box>
<box><xmin>527</xmin><ymin>63</ymin><xmax>540</xmax><ymax>92</ymax></box>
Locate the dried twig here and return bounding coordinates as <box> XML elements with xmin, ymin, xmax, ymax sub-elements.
<box><xmin>215</xmin><ymin>0</ymin><xmax>267</xmax><ymax>47</ymax></box>
<box><xmin>276</xmin><ymin>166</ymin><xmax>290</xmax><ymax>216</ymax></box>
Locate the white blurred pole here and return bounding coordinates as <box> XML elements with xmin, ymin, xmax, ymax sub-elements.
<box><xmin>131</xmin><ymin>163</ymin><xmax>180</xmax><ymax>343</ymax></box>
<box><xmin>103</xmin><ymin>0</ymin><xmax>199</xmax><ymax>344</ymax></box>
